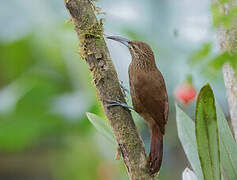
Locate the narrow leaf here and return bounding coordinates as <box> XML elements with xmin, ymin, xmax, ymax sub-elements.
<box><xmin>86</xmin><ymin>112</ymin><xmax>116</xmax><ymax>145</ymax></box>
<box><xmin>216</xmin><ymin>104</ymin><xmax>237</xmax><ymax>179</ymax></box>
<box><xmin>176</xmin><ymin>104</ymin><xmax>204</xmax><ymax>180</ymax></box>
<box><xmin>195</xmin><ymin>84</ymin><xmax>221</xmax><ymax>180</ymax></box>
<box><xmin>182</xmin><ymin>168</ymin><xmax>199</xmax><ymax>180</ymax></box>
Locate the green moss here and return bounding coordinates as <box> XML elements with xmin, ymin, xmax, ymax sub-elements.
<box><xmin>77</xmin><ymin>20</ymin><xmax>103</xmax><ymax>59</ymax></box>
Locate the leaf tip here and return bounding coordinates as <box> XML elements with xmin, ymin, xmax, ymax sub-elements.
<box><xmin>86</xmin><ymin>112</ymin><xmax>94</xmax><ymax>122</ymax></box>
<box><xmin>202</xmin><ymin>83</ymin><xmax>212</xmax><ymax>90</ymax></box>
<box><xmin>198</xmin><ymin>83</ymin><xmax>214</xmax><ymax>99</ymax></box>
<box><xmin>85</xmin><ymin>112</ymin><xmax>90</xmax><ymax>117</ymax></box>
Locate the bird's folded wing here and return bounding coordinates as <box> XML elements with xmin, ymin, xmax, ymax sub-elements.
<box><xmin>134</xmin><ymin>71</ymin><xmax>168</xmax><ymax>134</ymax></box>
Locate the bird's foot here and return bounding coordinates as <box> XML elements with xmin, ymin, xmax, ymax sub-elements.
<box><xmin>104</xmin><ymin>98</ymin><xmax>133</xmax><ymax>110</ymax></box>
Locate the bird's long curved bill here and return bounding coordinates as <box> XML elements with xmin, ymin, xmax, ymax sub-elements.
<box><xmin>106</xmin><ymin>35</ymin><xmax>131</xmax><ymax>48</ymax></box>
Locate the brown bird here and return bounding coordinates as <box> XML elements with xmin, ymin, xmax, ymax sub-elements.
<box><xmin>107</xmin><ymin>36</ymin><xmax>169</xmax><ymax>174</ymax></box>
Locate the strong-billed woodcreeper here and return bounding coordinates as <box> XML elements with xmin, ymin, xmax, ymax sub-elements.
<box><xmin>107</xmin><ymin>36</ymin><xmax>169</xmax><ymax>174</ymax></box>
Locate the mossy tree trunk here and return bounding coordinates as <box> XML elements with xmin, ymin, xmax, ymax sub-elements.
<box><xmin>64</xmin><ymin>0</ymin><xmax>157</xmax><ymax>179</ymax></box>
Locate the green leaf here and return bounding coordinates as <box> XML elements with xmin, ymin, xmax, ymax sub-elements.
<box><xmin>190</xmin><ymin>42</ymin><xmax>212</xmax><ymax>65</ymax></box>
<box><xmin>182</xmin><ymin>168</ymin><xmax>198</xmax><ymax>180</ymax></box>
<box><xmin>216</xmin><ymin>104</ymin><xmax>237</xmax><ymax>179</ymax></box>
<box><xmin>195</xmin><ymin>84</ymin><xmax>221</xmax><ymax>180</ymax></box>
<box><xmin>86</xmin><ymin>112</ymin><xmax>116</xmax><ymax>145</ymax></box>
<box><xmin>176</xmin><ymin>104</ymin><xmax>204</xmax><ymax>180</ymax></box>
<box><xmin>208</xmin><ymin>52</ymin><xmax>237</xmax><ymax>71</ymax></box>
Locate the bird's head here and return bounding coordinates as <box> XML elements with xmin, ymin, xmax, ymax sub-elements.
<box><xmin>106</xmin><ymin>35</ymin><xmax>155</xmax><ymax>62</ymax></box>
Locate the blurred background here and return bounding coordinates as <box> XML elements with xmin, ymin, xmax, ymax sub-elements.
<box><xmin>0</xmin><ymin>0</ymin><xmax>230</xmax><ymax>179</ymax></box>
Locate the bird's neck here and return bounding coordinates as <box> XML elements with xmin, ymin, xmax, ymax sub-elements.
<box><xmin>130</xmin><ymin>57</ymin><xmax>157</xmax><ymax>72</ymax></box>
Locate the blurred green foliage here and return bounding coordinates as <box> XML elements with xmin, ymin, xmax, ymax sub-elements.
<box><xmin>211</xmin><ymin>0</ymin><xmax>237</xmax><ymax>29</ymax></box>
<box><xmin>0</xmin><ymin>35</ymin><xmax>66</xmax><ymax>152</ymax></box>
<box><xmin>0</xmin><ymin>17</ymin><xmax>126</xmax><ymax>178</ymax></box>
<box><xmin>189</xmin><ymin>0</ymin><xmax>237</xmax><ymax>77</ymax></box>
<box><xmin>209</xmin><ymin>51</ymin><xmax>237</xmax><ymax>70</ymax></box>
<box><xmin>52</xmin><ymin>138</ymin><xmax>102</xmax><ymax>180</ymax></box>
<box><xmin>190</xmin><ymin>43</ymin><xmax>237</xmax><ymax>73</ymax></box>
<box><xmin>190</xmin><ymin>42</ymin><xmax>212</xmax><ymax>65</ymax></box>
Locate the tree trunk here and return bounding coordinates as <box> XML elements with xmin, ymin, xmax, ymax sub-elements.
<box><xmin>64</xmin><ymin>0</ymin><xmax>157</xmax><ymax>179</ymax></box>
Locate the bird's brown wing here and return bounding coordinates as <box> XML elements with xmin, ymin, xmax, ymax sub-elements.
<box><xmin>132</xmin><ymin>70</ymin><xmax>168</xmax><ymax>134</ymax></box>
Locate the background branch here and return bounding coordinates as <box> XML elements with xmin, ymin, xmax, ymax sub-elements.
<box><xmin>212</xmin><ymin>0</ymin><xmax>237</xmax><ymax>141</ymax></box>
<box><xmin>223</xmin><ymin>63</ymin><xmax>237</xmax><ymax>141</ymax></box>
<box><xmin>64</xmin><ymin>0</ymin><xmax>156</xmax><ymax>179</ymax></box>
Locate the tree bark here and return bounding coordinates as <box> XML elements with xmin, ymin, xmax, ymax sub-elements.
<box><xmin>64</xmin><ymin>0</ymin><xmax>157</xmax><ymax>179</ymax></box>
<box><xmin>222</xmin><ymin>63</ymin><xmax>237</xmax><ymax>141</ymax></box>
<box><xmin>211</xmin><ymin>0</ymin><xmax>237</xmax><ymax>141</ymax></box>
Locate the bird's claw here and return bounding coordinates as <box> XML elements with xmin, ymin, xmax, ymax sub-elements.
<box><xmin>104</xmin><ymin>98</ymin><xmax>133</xmax><ymax>110</ymax></box>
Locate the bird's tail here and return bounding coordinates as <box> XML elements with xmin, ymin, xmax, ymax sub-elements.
<box><xmin>149</xmin><ymin>125</ymin><xmax>163</xmax><ymax>174</ymax></box>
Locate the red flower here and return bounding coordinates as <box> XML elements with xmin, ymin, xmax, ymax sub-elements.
<box><xmin>174</xmin><ymin>75</ymin><xmax>197</xmax><ymax>106</ymax></box>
